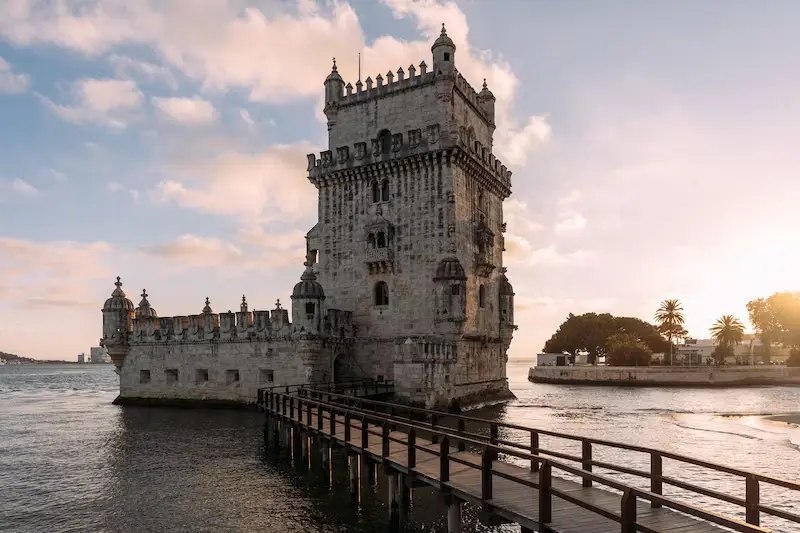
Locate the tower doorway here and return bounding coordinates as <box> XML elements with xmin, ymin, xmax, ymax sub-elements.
<box><xmin>333</xmin><ymin>353</ymin><xmax>355</xmax><ymax>383</ymax></box>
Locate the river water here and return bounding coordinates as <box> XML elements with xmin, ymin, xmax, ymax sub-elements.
<box><xmin>1</xmin><ymin>360</ymin><xmax>798</xmax><ymax>533</ymax></box>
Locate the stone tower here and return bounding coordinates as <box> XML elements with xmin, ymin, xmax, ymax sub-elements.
<box><xmin>305</xmin><ymin>25</ymin><xmax>516</xmax><ymax>406</ymax></box>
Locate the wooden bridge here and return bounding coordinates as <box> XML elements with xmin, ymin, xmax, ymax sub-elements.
<box><xmin>257</xmin><ymin>382</ymin><xmax>800</xmax><ymax>533</ymax></box>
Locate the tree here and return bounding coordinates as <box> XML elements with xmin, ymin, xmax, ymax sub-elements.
<box><xmin>709</xmin><ymin>315</ymin><xmax>745</xmax><ymax>365</ymax></box>
<box><xmin>607</xmin><ymin>333</ymin><xmax>653</xmax><ymax>366</ymax></box>
<box><xmin>746</xmin><ymin>298</ymin><xmax>780</xmax><ymax>364</ymax></box>
<box><xmin>542</xmin><ymin>313</ymin><xmax>665</xmax><ymax>365</ymax></box>
<box><xmin>654</xmin><ymin>299</ymin><xmax>685</xmax><ymax>365</ymax></box>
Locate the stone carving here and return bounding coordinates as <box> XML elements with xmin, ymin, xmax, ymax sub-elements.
<box><xmin>307</xmin><ymin>153</ymin><xmax>316</xmax><ymax>170</ymax></box>
<box><xmin>391</xmin><ymin>133</ymin><xmax>403</xmax><ymax>152</ymax></box>
<box><xmin>427</xmin><ymin>124</ymin><xmax>440</xmax><ymax>144</ymax></box>
<box><xmin>336</xmin><ymin>146</ymin><xmax>349</xmax><ymax>164</ymax></box>
<box><xmin>371</xmin><ymin>138</ymin><xmax>381</xmax><ymax>157</ymax></box>
<box><xmin>355</xmin><ymin>142</ymin><xmax>366</xmax><ymax>160</ymax></box>
<box><xmin>408</xmin><ymin>128</ymin><xmax>421</xmax><ymax>148</ymax></box>
<box><xmin>321</xmin><ymin>150</ymin><xmax>332</xmax><ymax>167</ymax></box>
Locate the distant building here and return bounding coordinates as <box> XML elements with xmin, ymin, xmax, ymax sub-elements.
<box><xmin>77</xmin><ymin>353</ymin><xmax>85</xmax><ymax>364</ymax></box>
<box><xmin>89</xmin><ymin>346</ymin><xmax>109</xmax><ymax>364</ymax></box>
<box><xmin>675</xmin><ymin>336</ymin><xmax>791</xmax><ymax>365</ymax></box>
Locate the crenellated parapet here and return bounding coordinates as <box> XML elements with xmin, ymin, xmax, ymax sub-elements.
<box><xmin>336</xmin><ymin>63</ymin><xmax>436</xmax><ymax>108</ymax></box>
<box><xmin>307</xmin><ymin>121</ymin><xmax>512</xmax><ymax>190</ymax></box>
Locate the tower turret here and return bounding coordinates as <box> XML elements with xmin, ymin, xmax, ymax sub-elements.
<box><xmin>478</xmin><ymin>78</ymin><xmax>496</xmax><ymax>130</ymax></box>
<box><xmin>433</xmin><ymin>255</ymin><xmax>467</xmax><ymax>326</ymax></box>
<box><xmin>135</xmin><ymin>289</ymin><xmax>157</xmax><ymax>319</ymax></box>
<box><xmin>291</xmin><ymin>255</ymin><xmax>326</xmax><ymax>335</ymax></box>
<box><xmin>101</xmin><ymin>276</ymin><xmax>134</xmax><ymax>369</ymax></box>
<box><xmin>323</xmin><ymin>57</ymin><xmax>345</xmax><ymax>131</ymax></box>
<box><xmin>431</xmin><ymin>24</ymin><xmax>456</xmax><ymax>75</ymax></box>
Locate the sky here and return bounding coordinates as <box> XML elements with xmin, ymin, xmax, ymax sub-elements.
<box><xmin>1</xmin><ymin>0</ymin><xmax>799</xmax><ymax>360</ymax></box>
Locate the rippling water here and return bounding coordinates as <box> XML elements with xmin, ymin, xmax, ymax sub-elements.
<box><xmin>1</xmin><ymin>361</ymin><xmax>798</xmax><ymax>533</ymax></box>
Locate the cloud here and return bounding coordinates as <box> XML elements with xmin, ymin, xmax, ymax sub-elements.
<box><xmin>555</xmin><ymin>211</ymin><xmax>587</xmax><ymax>233</ymax></box>
<box><xmin>139</xmin><ymin>234</ymin><xmax>243</xmax><ymax>267</ymax></box>
<box><xmin>49</xmin><ymin>169</ymin><xmax>67</xmax><ymax>180</ymax></box>
<box><xmin>240</xmin><ymin>108</ymin><xmax>255</xmax><ymax>126</ymax></box>
<box><xmin>0</xmin><ymin>56</ymin><xmax>29</xmax><ymax>93</ymax></box>
<box><xmin>0</xmin><ymin>178</ymin><xmax>38</xmax><ymax>198</ymax></box>
<box><xmin>1</xmin><ymin>1</ymin><xmax>546</xmax><ymax>166</ymax></box>
<box><xmin>109</xmin><ymin>54</ymin><xmax>178</xmax><ymax>89</ymax></box>
<box><xmin>106</xmin><ymin>181</ymin><xmax>139</xmax><ymax>201</ymax></box>
<box><xmin>39</xmin><ymin>78</ymin><xmax>143</xmax><ymax>128</ymax></box>
<box><xmin>152</xmin><ymin>96</ymin><xmax>218</xmax><ymax>124</ymax></box>
<box><xmin>152</xmin><ymin>142</ymin><xmax>317</xmax><ymax>222</ymax></box>
<box><xmin>506</xmin><ymin>240</ymin><xmax>590</xmax><ymax>267</ymax></box>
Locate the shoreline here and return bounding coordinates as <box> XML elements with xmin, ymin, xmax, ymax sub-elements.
<box><xmin>764</xmin><ymin>414</ymin><xmax>800</xmax><ymax>425</ymax></box>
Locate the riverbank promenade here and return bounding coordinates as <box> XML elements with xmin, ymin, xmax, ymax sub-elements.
<box><xmin>258</xmin><ymin>381</ymin><xmax>799</xmax><ymax>533</ymax></box>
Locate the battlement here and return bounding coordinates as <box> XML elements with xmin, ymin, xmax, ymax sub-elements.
<box><xmin>306</xmin><ymin>121</ymin><xmax>511</xmax><ymax>187</ymax></box>
<box><xmin>336</xmin><ymin>63</ymin><xmax>436</xmax><ymax>108</ymax></box>
<box><xmin>393</xmin><ymin>337</ymin><xmax>458</xmax><ymax>364</ymax></box>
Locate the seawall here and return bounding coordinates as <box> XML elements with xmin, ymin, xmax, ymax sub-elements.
<box><xmin>529</xmin><ymin>365</ymin><xmax>800</xmax><ymax>387</ymax></box>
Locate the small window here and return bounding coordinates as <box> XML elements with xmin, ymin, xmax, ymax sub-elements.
<box><xmin>451</xmin><ymin>284</ymin><xmax>460</xmax><ymax>296</ymax></box>
<box><xmin>260</xmin><ymin>369</ymin><xmax>274</xmax><ymax>383</ymax></box>
<box><xmin>226</xmin><ymin>369</ymin><xmax>240</xmax><ymax>385</ymax></box>
<box><xmin>376</xmin><ymin>231</ymin><xmax>386</xmax><ymax>248</ymax></box>
<box><xmin>379</xmin><ymin>130</ymin><xmax>391</xmax><ymax>154</ymax></box>
<box><xmin>140</xmin><ymin>370</ymin><xmax>151</xmax><ymax>384</ymax></box>
<box><xmin>443</xmin><ymin>53</ymin><xmax>450</xmax><ymax>61</ymax></box>
<box><xmin>374</xmin><ymin>281</ymin><xmax>389</xmax><ymax>306</ymax></box>
<box><xmin>305</xmin><ymin>301</ymin><xmax>315</xmax><ymax>316</ymax></box>
<box><xmin>367</xmin><ymin>233</ymin><xmax>376</xmax><ymax>248</ymax></box>
<box><xmin>371</xmin><ymin>181</ymin><xmax>380</xmax><ymax>203</ymax></box>
<box><xmin>196</xmin><ymin>369</ymin><xmax>209</xmax><ymax>384</ymax></box>
<box><xmin>479</xmin><ymin>285</ymin><xmax>486</xmax><ymax>308</ymax></box>
<box><xmin>165</xmin><ymin>368</ymin><xmax>179</xmax><ymax>384</ymax></box>
<box><xmin>380</xmin><ymin>179</ymin><xmax>390</xmax><ymax>201</ymax></box>
<box><xmin>377</xmin><ymin>375</ymin><xmax>384</xmax><ymax>382</ymax></box>
<box><xmin>445</xmin><ymin>374</ymin><xmax>450</xmax><ymax>384</ymax></box>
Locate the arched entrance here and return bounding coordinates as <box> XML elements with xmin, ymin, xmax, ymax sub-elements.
<box><xmin>333</xmin><ymin>353</ymin><xmax>356</xmax><ymax>383</ymax></box>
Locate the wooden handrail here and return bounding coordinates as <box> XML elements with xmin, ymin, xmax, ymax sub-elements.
<box><xmin>265</xmin><ymin>390</ymin><xmax>781</xmax><ymax>532</ymax></box>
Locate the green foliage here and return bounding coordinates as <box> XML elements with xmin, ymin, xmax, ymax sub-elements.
<box><xmin>711</xmin><ymin>345</ymin><xmax>734</xmax><ymax>364</ymax></box>
<box><xmin>746</xmin><ymin>292</ymin><xmax>800</xmax><ymax>359</ymax></box>
<box><xmin>542</xmin><ymin>313</ymin><xmax>665</xmax><ymax>365</ymax></box>
<box><xmin>607</xmin><ymin>333</ymin><xmax>653</xmax><ymax>366</ymax></box>
<box><xmin>654</xmin><ymin>299</ymin><xmax>686</xmax><ymax>341</ymax></box>
<box><xmin>709</xmin><ymin>315</ymin><xmax>745</xmax><ymax>348</ymax></box>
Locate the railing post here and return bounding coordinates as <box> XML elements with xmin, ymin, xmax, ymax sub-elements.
<box><xmin>457</xmin><ymin>419</ymin><xmax>466</xmax><ymax>452</ymax></box>
<box><xmin>440</xmin><ymin>436</ymin><xmax>450</xmax><ymax>482</ymax></box>
<box><xmin>282</xmin><ymin>396</ymin><xmax>287</xmax><ymax>416</ymax></box>
<box><xmin>650</xmin><ymin>452</ymin><xmax>662</xmax><ymax>508</ymax></box>
<box><xmin>344</xmin><ymin>413</ymin><xmax>352</xmax><ymax>442</ymax></box>
<box><xmin>530</xmin><ymin>431</ymin><xmax>540</xmax><ymax>472</ymax></box>
<box><xmin>306</xmin><ymin>401</ymin><xmax>312</xmax><ymax>428</ymax></box>
<box><xmin>431</xmin><ymin>414</ymin><xmax>439</xmax><ymax>444</ymax></box>
<box><xmin>297</xmin><ymin>398</ymin><xmax>303</xmax><ymax>424</ymax></box>
<box><xmin>581</xmin><ymin>439</ymin><xmax>592</xmax><ymax>488</ymax></box>
<box><xmin>317</xmin><ymin>405</ymin><xmax>323</xmax><ymax>431</ymax></box>
<box><xmin>621</xmin><ymin>488</ymin><xmax>637</xmax><ymax>533</ymax></box>
<box><xmin>289</xmin><ymin>397</ymin><xmax>295</xmax><ymax>420</ymax></box>
<box><xmin>481</xmin><ymin>446</ymin><xmax>493</xmax><ymax>501</ymax></box>
<box><xmin>746</xmin><ymin>474</ymin><xmax>760</xmax><ymax>526</ymax></box>
<box><xmin>408</xmin><ymin>427</ymin><xmax>417</xmax><ymax>468</ymax></box>
<box><xmin>361</xmin><ymin>417</ymin><xmax>369</xmax><ymax>449</ymax></box>
<box><xmin>538</xmin><ymin>461</ymin><xmax>552</xmax><ymax>525</ymax></box>
<box><xmin>331</xmin><ymin>407</ymin><xmax>337</xmax><ymax>436</ymax></box>
<box><xmin>382</xmin><ymin>421</ymin><xmax>390</xmax><ymax>458</ymax></box>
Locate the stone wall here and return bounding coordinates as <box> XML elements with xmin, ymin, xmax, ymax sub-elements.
<box><xmin>529</xmin><ymin>365</ymin><xmax>800</xmax><ymax>387</ymax></box>
<box><xmin>117</xmin><ymin>339</ymin><xmax>328</xmax><ymax>405</ymax></box>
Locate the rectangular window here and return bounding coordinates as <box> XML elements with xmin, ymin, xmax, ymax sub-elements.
<box><xmin>165</xmin><ymin>369</ymin><xmax>178</xmax><ymax>384</ymax></box>
<box><xmin>140</xmin><ymin>370</ymin><xmax>151</xmax><ymax>384</ymax></box>
<box><xmin>377</xmin><ymin>375</ymin><xmax>384</xmax><ymax>383</ymax></box>
<box><xmin>226</xmin><ymin>369</ymin><xmax>240</xmax><ymax>385</ymax></box>
<box><xmin>443</xmin><ymin>52</ymin><xmax>450</xmax><ymax>61</ymax></box>
<box><xmin>196</xmin><ymin>369</ymin><xmax>209</xmax><ymax>384</ymax></box>
<box><xmin>259</xmin><ymin>369</ymin><xmax>274</xmax><ymax>384</ymax></box>
<box><xmin>451</xmin><ymin>284</ymin><xmax>460</xmax><ymax>296</ymax></box>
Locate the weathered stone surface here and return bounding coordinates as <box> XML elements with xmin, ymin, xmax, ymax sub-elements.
<box><xmin>101</xmin><ymin>26</ymin><xmax>517</xmax><ymax>409</ymax></box>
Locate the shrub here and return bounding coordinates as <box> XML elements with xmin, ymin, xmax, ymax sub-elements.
<box><xmin>607</xmin><ymin>333</ymin><xmax>653</xmax><ymax>366</ymax></box>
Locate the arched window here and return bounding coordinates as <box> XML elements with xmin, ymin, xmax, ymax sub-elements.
<box><xmin>371</xmin><ymin>181</ymin><xmax>380</xmax><ymax>203</ymax></box>
<box><xmin>380</xmin><ymin>179</ymin><xmax>390</xmax><ymax>201</ymax></box>
<box><xmin>376</xmin><ymin>232</ymin><xmax>386</xmax><ymax>248</ymax></box>
<box><xmin>374</xmin><ymin>282</ymin><xmax>389</xmax><ymax>306</ymax></box>
<box><xmin>478</xmin><ymin>285</ymin><xmax>486</xmax><ymax>308</ymax></box>
<box><xmin>305</xmin><ymin>302</ymin><xmax>315</xmax><ymax>316</ymax></box>
<box><xmin>367</xmin><ymin>233</ymin><xmax>376</xmax><ymax>248</ymax></box>
<box><xmin>378</xmin><ymin>130</ymin><xmax>392</xmax><ymax>154</ymax></box>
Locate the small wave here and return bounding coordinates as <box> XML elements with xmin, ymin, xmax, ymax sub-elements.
<box><xmin>513</xmin><ymin>402</ymin><xmax>603</xmax><ymax>410</ymax></box>
<box><xmin>670</xmin><ymin>420</ymin><xmax>761</xmax><ymax>441</ymax></box>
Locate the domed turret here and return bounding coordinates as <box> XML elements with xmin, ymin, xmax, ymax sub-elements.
<box><xmin>324</xmin><ymin>57</ymin><xmax>345</xmax><ymax>119</ymax></box>
<box><xmin>478</xmin><ymin>78</ymin><xmax>496</xmax><ymax>127</ymax></box>
<box><xmin>202</xmin><ymin>297</ymin><xmax>213</xmax><ymax>314</ymax></box>
<box><xmin>431</xmin><ymin>23</ymin><xmax>455</xmax><ymax>75</ymax></box>
<box><xmin>101</xmin><ymin>277</ymin><xmax>134</xmax><ymax>369</ymax></box>
<box><xmin>135</xmin><ymin>289</ymin><xmax>157</xmax><ymax>319</ymax></box>
<box><xmin>433</xmin><ymin>256</ymin><xmax>467</xmax><ymax>324</ymax></box>
<box><xmin>291</xmin><ymin>258</ymin><xmax>326</xmax><ymax>335</ymax></box>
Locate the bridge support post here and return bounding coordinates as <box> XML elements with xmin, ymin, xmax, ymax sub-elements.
<box><xmin>348</xmin><ymin>455</ymin><xmax>360</xmax><ymax>504</ymax></box>
<box><xmin>447</xmin><ymin>499</ymin><xmax>462</xmax><ymax>533</ymax></box>
<box><xmin>300</xmin><ymin>431</ymin><xmax>308</xmax><ymax>459</ymax></box>
<box><xmin>387</xmin><ymin>472</ymin><xmax>401</xmax><ymax>524</ymax></box>
<box><xmin>279</xmin><ymin>422</ymin><xmax>288</xmax><ymax>448</ymax></box>
<box><xmin>321</xmin><ymin>440</ymin><xmax>329</xmax><ymax>467</ymax></box>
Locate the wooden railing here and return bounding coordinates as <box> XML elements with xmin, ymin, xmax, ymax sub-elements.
<box><xmin>273</xmin><ymin>387</ymin><xmax>800</xmax><ymax>531</ymax></box>
<box><xmin>256</xmin><ymin>379</ymin><xmax>393</xmax><ymax>405</ymax></box>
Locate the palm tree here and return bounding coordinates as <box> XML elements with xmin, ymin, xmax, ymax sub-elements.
<box><xmin>654</xmin><ymin>299</ymin><xmax>685</xmax><ymax>365</ymax></box>
<box><xmin>710</xmin><ymin>315</ymin><xmax>745</xmax><ymax>348</ymax></box>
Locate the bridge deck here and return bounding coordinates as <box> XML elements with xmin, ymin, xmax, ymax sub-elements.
<box><xmin>282</xmin><ymin>408</ymin><xmax>728</xmax><ymax>533</ymax></box>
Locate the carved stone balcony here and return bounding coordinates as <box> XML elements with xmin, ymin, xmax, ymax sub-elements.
<box><xmin>364</xmin><ymin>246</ymin><xmax>394</xmax><ymax>274</ymax></box>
